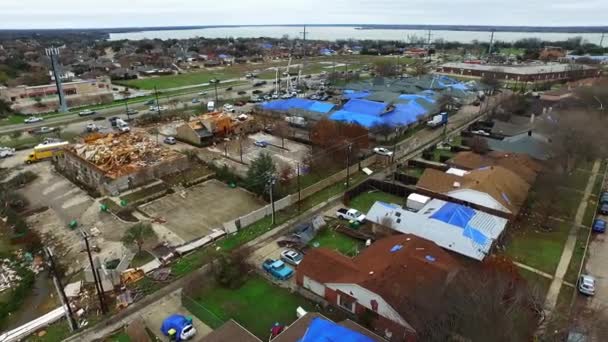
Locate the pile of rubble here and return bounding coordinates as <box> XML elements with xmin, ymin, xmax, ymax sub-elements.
<box><xmin>0</xmin><ymin>259</ymin><xmax>22</xmax><ymax>293</ymax></box>
<box><xmin>70</xmin><ymin>132</ymin><xmax>180</xmax><ymax>178</ymax></box>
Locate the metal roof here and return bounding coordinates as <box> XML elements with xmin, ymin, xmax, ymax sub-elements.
<box><xmin>366</xmin><ymin>199</ymin><xmax>507</xmax><ymax>261</ymax></box>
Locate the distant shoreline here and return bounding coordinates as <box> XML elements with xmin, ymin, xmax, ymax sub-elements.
<box><xmin>1</xmin><ymin>24</ymin><xmax>607</xmax><ymax>34</ymax></box>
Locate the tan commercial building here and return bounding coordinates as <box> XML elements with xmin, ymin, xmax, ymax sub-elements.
<box><xmin>0</xmin><ymin>77</ymin><xmax>113</xmax><ymax>114</ymax></box>
<box><xmin>437</xmin><ymin>62</ymin><xmax>599</xmax><ymax>83</ymax></box>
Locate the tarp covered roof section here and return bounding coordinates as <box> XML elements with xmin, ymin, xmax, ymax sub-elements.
<box><xmin>297</xmin><ymin>318</ymin><xmax>375</xmax><ymax>342</ymax></box>
<box><xmin>261</xmin><ymin>98</ymin><xmax>335</xmax><ymax>114</ymax></box>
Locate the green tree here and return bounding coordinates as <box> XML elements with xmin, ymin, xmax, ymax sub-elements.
<box><xmin>245</xmin><ymin>153</ymin><xmax>276</xmax><ymax>196</ymax></box>
<box><xmin>122</xmin><ymin>223</ymin><xmax>155</xmax><ymax>253</ymax></box>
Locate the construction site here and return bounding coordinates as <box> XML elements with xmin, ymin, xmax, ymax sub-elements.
<box><xmin>55</xmin><ymin>131</ymin><xmax>190</xmax><ymax>196</ymax></box>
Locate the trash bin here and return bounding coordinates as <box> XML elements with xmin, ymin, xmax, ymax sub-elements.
<box><xmin>100</xmin><ymin>204</ymin><xmax>108</xmax><ymax>212</ymax></box>
<box><xmin>68</xmin><ymin>220</ymin><xmax>78</xmax><ymax>229</ymax></box>
<box><xmin>229</xmin><ymin>182</ymin><xmax>236</xmax><ymax>188</ymax></box>
<box><xmin>120</xmin><ymin>200</ymin><xmax>128</xmax><ymax>207</ymax></box>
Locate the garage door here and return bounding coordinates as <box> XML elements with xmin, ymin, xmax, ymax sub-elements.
<box><xmin>303</xmin><ymin>276</ymin><xmax>325</xmax><ymax>297</ymax></box>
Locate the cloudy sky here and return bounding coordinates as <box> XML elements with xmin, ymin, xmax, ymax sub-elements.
<box><xmin>0</xmin><ymin>0</ymin><xmax>606</xmax><ymax>29</ymax></box>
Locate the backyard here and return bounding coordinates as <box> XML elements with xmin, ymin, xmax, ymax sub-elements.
<box><xmin>308</xmin><ymin>227</ymin><xmax>364</xmax><ymax>257</ymax></box>
<box><xmin>189</xmin><ymin>276</ymin><xmax>314</xmax><ymax>339</ymax></box>
<box><xmin>348</xmin><ymin>190</ymin><xmax>403</xmax><ymax>213</ymax></box>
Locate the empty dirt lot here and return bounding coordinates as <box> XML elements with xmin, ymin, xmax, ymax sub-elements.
<box><xmin>138</xmin><ymin>179</ymin><xmax>266</xmax><ymax>242</ymax></box>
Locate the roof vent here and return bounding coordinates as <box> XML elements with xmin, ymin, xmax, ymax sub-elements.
<box><xmin>453</xmin><ymin>182</ymin><xmax>461</xmax><ymax>188</ymax></box>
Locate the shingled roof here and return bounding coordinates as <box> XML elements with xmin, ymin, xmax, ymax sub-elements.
<box><xmin>417</xmin><ymin>165</ymin><xmax>531</xmax><ymax>214</ymax></box>
<box><xmin>298</xmin><ymin>234</ymin><xmax>460</xmax><ymax>324</ymax></box>
<box><xmin>446</xmin><ymin>151</ymin><xmax>541</xmax><ymax>184</ymax></box>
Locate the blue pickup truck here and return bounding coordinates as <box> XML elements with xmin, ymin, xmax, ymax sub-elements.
<box><xmin>262</xmin><ymin>259</ymin><xmax>294</xmax><ymax>280</ymax></box>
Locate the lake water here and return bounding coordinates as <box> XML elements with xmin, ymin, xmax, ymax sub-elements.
<box><xmin>109</xmin><ymin>26</ymin><xmax>604</xmax><ymax>44</ymax></box>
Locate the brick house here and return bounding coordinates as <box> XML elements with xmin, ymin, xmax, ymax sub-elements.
<box><xmin>296</xmin><ymin>234</ymin><xmax>461</xmax><ymax>341</ymax></box>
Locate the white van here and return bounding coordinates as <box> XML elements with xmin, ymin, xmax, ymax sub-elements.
<box><xmin>207</xmin><ymin>101</ymin><xmax>215</xmax><ymax>111</ymax></box>
<box><xmin>116</xmin><ymin>118</ymin><xmax>130</xmax><ymax>133</ymax></box>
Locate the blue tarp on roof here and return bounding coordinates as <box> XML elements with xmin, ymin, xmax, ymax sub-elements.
<box><xmin>329</xmin><ymin>110</ymin><xmax>383</xmax><ymax>128</ymax></box>
<box><xmin>342</xmin><ymin>99</ymin><xmax>387</xmax><ymax>116</ymax></box>
<box><xmin>430</xmin><ymin>202</ymin><xmax>488</xmax><ymax>245</ymax></box>
<box><xmin>298</xmin><ymin>318</ymin><xmax>374</xmax><ymax>342</ymax></box>
<box><xmin>261</xmin><ymin>98</ymin><xmax>335</xmax><ymax>114</ymax></box>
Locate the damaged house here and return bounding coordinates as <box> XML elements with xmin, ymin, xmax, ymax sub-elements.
<box><xmin>55</xmin><ymin>132</ymin><xmax>189</xmax><ymax>195</ymax></box>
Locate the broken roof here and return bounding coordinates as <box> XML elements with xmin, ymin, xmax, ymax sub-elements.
<box><xmin>200</xmin><ymin>319</ymin><xmax>262</xmax><ymax>342</ymax></box>
<box><xmin>68</xmin><ymin>131</ymin><xmax>183</xmax><ymax>179</ymax></box>
<box><xmin>416</xmin><ymin>166</ymin><xmax>531</xmax><ymax>214</ymax></box>
<box><xmin>272</xmin><ymin>312</ymin><xmax>385</xmax><ymax>342</ymax></box>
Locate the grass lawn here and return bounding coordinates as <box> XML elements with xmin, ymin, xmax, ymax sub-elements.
<box><xmin>554</xmin><ymin>187</ymin><xmax>585</xmax><ymax>220</ymax></box>
<box><xmin>192</xmin><ymin>276</ymin><xmax>314</xmax><ymax>339</ymax></box>
<box><xmin>117</xmin><ymin>70</ymin><xmax>241</xmax><ymax>90</ymax></box>
<box><xmin>401</xmin><ymin>166</ymin><xmax>425</xmax><ymax>178</ymax></box>
<box><xmin>107</xmin><ymin>331</ymin><xmax>132</xmax><ymax>342</ymax></box>
<box><xmin>309</xmin><ymin>227</ymin><xmax>364</xmax><ymax>257</ymax></box>
<box><xmin>564</xmin><ymin>227</ymin><xmax>590</xmax><ymax>284</ymax></box>
<box><xmin>581</xmin><ymin>198</ymin><xmax>598</xmax><ymax>227</ymax></box>
<box><xmin>563</xmin><ymin>169</ymin><xmax>593</xmax><ymax>192</ymax></box>
<box><xmin>348</xmin><ymin>190</ymin><xmax>402</xmax><ymax>213</ymax></box>
<box><xmin>518</xmin><ymin>267</ymin><xmax>552</xmax><ymax>298</ymax></box>
<box><xmin>162</xmin><ymin>165</ymin><xmax>214</xmax><ymax>186</ymax></box>
<box><xmin>505</xmin><ymin>219</ymin><xmax>571</xmax><ymax>274</ymax></box>
<box><xmin>130</xmin><ymin>251</ymin><xmax>156</xmax><ymax>268</ymax></box>
<box><xmin>26</xmin><ymin>321</ymin><xmax>71</xmax><ymax>342</ymax></box>
<box><xmin>431</xmin><ymin>148</ymin><xmax>455</xmax><ymax>162</ymax></box>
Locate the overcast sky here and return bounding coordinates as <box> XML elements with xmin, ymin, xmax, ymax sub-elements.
<box><xmin>1</xmin><ymin>0</ymin><xmax>606</xmax><ymax>29</ymax></box>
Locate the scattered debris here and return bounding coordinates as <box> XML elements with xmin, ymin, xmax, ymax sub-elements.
<box><xmin>121</xmin><ymin>268</ymin><xmax>145</xmax><ymax>285</ymax></box>
<box><xmin>149</xmin><ymin>267</ymin><xmax>172</xmax><ymax>282</ymax></box>
<box><xmin>64</xmin><ymin>281</ymin><xmax>83</xmax><ymax>298</ymax></box>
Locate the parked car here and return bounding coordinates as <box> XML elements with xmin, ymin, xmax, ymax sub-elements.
<box><xmin>336</xmin><ymin>208</ymin><xmax>366</xmax><ymax>223</ymax></box>
<box><xmin>29</xmin><ymin>126</ymin><xmax>57</xmax><ymax>135</ymax></box>
<box><xmin>0</xmin><ymin>147</ymin><xmax>15</xmax><ymax>159</ymax></box>
<box><xmin>578</xmin><ymin>274</ymin><xmax>596</xmax><ymax>296</ymax></box>
<box><xmin>223</xmin><ymin>104</ymin><xmax>235</xmax><ymax>113</ymax></box>
<box><xmin>599</xmin><ymin>203</ymin><xmax>608</xmax><ymax>215</ymax></box>
<box><xmin>78</xmin><ymin>109</ymin><xmax>96</xmax><ymax>116</ymax></box>
<box><xmin>252</xmin><ymin>89</ymin><xmax>263</xmax><ymax>95</ymax></box>
<box><xmin>198</xmin><ymin>91</ymin><xmax>208</xmax><ymax>96</ymax></box>
<box><xmin>24</xmin><ymin>116</ymin><xmax>44</xmax><ymax>124</ymax></box>
<box><xmin>262</xmin><ymin>259</ymin><xmax>294</xmax><ymax>280</ymax></box>
<box><xmin>234</xmin><ymin>101</ymin><xmax>246</xmax><ymax>107</ymax></box>
<box><xmin>373</xmin><ymin>147</ymin><xmax>393</xmax><ymax>157</ymax></box>
<box><xmin>126</xmin><ymin>109</ymin><xmax>139</xmax><ymax>115</ymax></box>
<box><xmin>108</xmin><ymin>116</ymin><xmax>119</xmax><ymax>127</ymax></box>
<box><xmin>280</xmin><ymin>249</ymin><xmax>304</xmax><ymax>266</ymax></box>
<box><xmin>592</xmin><ymin>219</ymin><xmax>606</xmax><ymax>233</ymax></box>
<box><xmin>600</xmin><ymin>191</ymin><xmax>608</xmax><ymax>205</ymax></box>
<box><xmin>164</xmin><ymin>136</ymin><xmax>177</xmax><ymax>145</ymax></box>
<box><xmin>144</xmin><ymin>99</ymin><xmax>156</xmax><ymax>106</ymax></box>
<box><xmin>254</xmin><ymin>141</ymin><xmax>268</xmax><ymax>148</ymax></box>
<box><xmin>86</xmin><ymin>123</ymin><xmax>99</xmax><ymax>132</ymax></box>
<box><xmin>192</xmin><ymin>98</ymin><xmax>200</xmax><ymax>104</ymax></box>
<box><xmin>225</xmin><ymin>87</ymin><xmax>233</xmax><ymax>91</ymax></box>
<box><xmin>237</xmin><ymin>91</ymin><xmax>247</xmax><ymax>95</ymax></box>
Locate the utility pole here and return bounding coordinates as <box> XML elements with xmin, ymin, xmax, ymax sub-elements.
<box><xmin>124</xmin><ymin>91</ymin><xmax>130</xmax><ymax>120</ymax></box>
<box><xmin>600</xmin><ymin>32</ymin><xmax>605</xmax><ymax>48</ymax></box>
<box><xmin>81</xmin><ymin>231</ymin><xmax>108</xmax><ymax>314</ymax></box>
<box><xmin>45</xmin><ymin>247</ymin><xmax>78</xmax><ymax>332</ymax></box>
<box><xmin>488</xmin><ymin>30</ymin><xmax>495</xmax><ymax>55</ymax></box>
<box><xmin>345</xmin><ymin>144</ymin><xmax>353</xmax><ymax>188</ymax></box>
<box><xmin>296</xmin><ymin>162</ymin><xmax>301</xmax><ymax>212</ymax></box>
<box><xmin>239</xmin><ymin>136</ymin><xmax>243</xmax><ymax>163</ymax></box>
<box><xmin>267</xmin><ymin>175</ymin><xmax>277</xmax><ymax>225</ymax></box>
<box><xmin>154</xmin><ymin>86</ymin><xmax>161</xmax><ymax>117</ymax></box>
<box><xmin>301</xmin><ymin>25</ymin><xmax>307</xmax><ymax>76</ymax></box>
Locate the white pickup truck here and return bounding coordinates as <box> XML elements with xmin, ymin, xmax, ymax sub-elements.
<box><xmin>336</xmin><ymin>208</ymin><xmax>366</xmax><ymax>223</ymax></box>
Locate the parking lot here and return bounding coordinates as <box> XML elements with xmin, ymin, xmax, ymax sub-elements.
<box><xmin>139</xmin><ymin>179</ymin><xmax>266</xmax><ymax>242</ymax></box>
<box><xmin>208</xmin><ymin>132</ymin><xmax>311</xmax><ymax>176</ymax></box>
<box><xmin>16</xmin><ymin>162</ymin><xmax>131</xmax><ymax>273</ymax></box>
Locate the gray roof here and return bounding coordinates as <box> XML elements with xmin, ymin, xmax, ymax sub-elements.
<box><xmin>485</xmin><ymin>133</ymin><xmax>551</xmax><ymax>160</ymax></box>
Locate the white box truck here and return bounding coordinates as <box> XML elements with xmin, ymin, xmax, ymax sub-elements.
<box><xmin>406</xmin><ymin>193</ymin><xmax>430</xmax><ymax>212</ymax></box>
<box><xmin>207</xmin><ymin>101</ymin><xmax>215</xmax><ymax>111</ymax></box>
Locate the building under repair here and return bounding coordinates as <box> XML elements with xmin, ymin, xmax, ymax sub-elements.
<box><xmin>55</xmin><ymin>132</ymin><xmax>189</xmax><ymax>195</ymax></box>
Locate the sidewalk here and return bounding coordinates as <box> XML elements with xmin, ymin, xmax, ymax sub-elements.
<box><xmin>543</xmin><ymin>160</ymin><xmax>601</xmax><ymax>313</ymax></box>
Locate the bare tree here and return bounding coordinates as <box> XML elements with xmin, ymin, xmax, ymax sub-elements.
<box><xmin>469</xmin><ymin>136</ymin><xmax>490</xmax><ymax>154</ymax></box>
<box><xmin>401</xmin><ymin>256</ymin><xmax>543</xmax><ymax>342</ymax></box>
<box><xmin>539</xmin><ymin>110</ymin><xmax>608</xmax><ymax>173</ymax></box>
<box><xmin>274</xmin><ymin>120</ymin><xmax>290</xmax><ymax>149</ymax></box>
<box><xmin>410</xmin><ymin>60</ymin><xmax>428</xmax><ymax>77</ymax></box>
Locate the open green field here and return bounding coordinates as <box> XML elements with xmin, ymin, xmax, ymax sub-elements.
<box><xmin>309</xmin><ymin>227</ymin><xmax>364</xmax><ymax>257</ymax></box>
<box><xmin>348</xmin><ymin>190</ymin><xmax>403</xmax><ymax>213</ymax></box>
<box><xmin>191</xmin><ymin>276</ymin><xmax>314</xmax><ymax>339</ymax></box>
<box><xmin>116</xmin><ymin>55</ymin><xmax>399</xmax><ymax>90</ymax></box>
<box><xmin>504</xmin><ymin>219</ymin><xmax>571</xmax><ymax>274</ymax></box>
<box><xmin>564</xmin><ymin>227</ymin><xmax>589</xmax><ymax>284</ymax></box>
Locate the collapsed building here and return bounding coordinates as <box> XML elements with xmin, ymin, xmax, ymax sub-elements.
<box><xmin>55</xmin><ymin>132</ymin><xmax>189</xmax><ymax>195</ymax></box>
